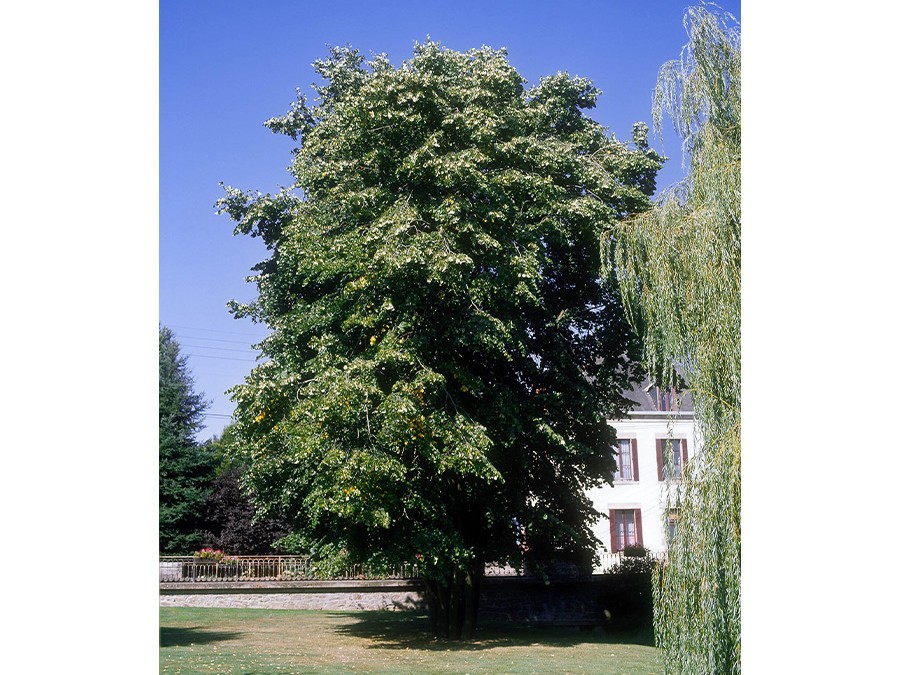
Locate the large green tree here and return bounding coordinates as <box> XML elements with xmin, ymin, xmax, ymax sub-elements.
<box><xmin>608</xmin><ymin>5</ymin><xmax>740</xmax><ymax>672</ymax></box>
<box><xmin>159</xmin><ymin>326</ymin><xmax>218</xmax><ymax>554</ymax></box>
<box><xmin>219</xmin><ymin>42</ymin><xmax>661</xmax><ymax>639</ymax></box>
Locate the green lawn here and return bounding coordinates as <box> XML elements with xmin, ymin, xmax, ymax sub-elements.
<box><xmin>160</xmin><ymin>607</ymin><xmax>660</xmax><ymax>674</ymax></box>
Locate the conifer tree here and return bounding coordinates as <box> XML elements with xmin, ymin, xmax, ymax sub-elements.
<box><xmin>159</xmin><ymin>326</ymin><xmax>218</xmax><ymax>554</ymax></box>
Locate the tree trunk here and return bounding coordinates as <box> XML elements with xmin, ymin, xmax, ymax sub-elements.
<box><xmin>449</xmin><ymin>570</ymin><xmax>462</xmax><ymax>640</ymax></box>
<box><xmin>463</xmin><ymin>566</ymin><xmax>481</xmax><ymax>640</ymax></box>
<box><xmin>424</xmin><ymin>564</ymin><xmax>483</xmax><ymax>640</ymax></box>
<box><xmin>424</xmin><ymin>578</ymin><xmax>450</xmax><ymax>638</ymax></box>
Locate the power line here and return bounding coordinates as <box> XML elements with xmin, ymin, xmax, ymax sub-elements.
<box><xmin>185</xmin><ymin>353</ymin><xmax>260</xmax><ymax>363</ymax></box>
<box><xmin>166</xmin><ymin>323</ymin><xmax>269</xmax><ymax>338</ymax></box>
<box><xmin>181</xmin><ymin>343</ymin><xmax>260</xmax><ymax>354</ymax></box>
<box><xmin>177</xmin><ymin>334</ymin><xmax>260</xmax><ymax>346</ymax></box>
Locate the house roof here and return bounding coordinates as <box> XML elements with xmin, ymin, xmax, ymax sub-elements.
<box><xmin>621</xmin><ymin>377</ymin><xmax>694</xmax><ymax>414</ymax></box>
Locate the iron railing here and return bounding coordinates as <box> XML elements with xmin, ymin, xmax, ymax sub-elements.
<box><xmin>159</xmin><ymin>551</ymin><xmax>667</xmax><ymax>583</ymax></box>
<box><xmin>594</xmin><ymin>550</ymin><xmax>667</xmax><ymax>573</ymax></box>
<box><xmin>159</xmin><ymin>555</ymin><xmax>420</xmax><ymax>582</ymax></box>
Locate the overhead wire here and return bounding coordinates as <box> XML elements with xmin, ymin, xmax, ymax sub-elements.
<box><xmin>181</xmin><ymin>343</ymin><xmax>260</xmax><ymax>354</ymax></box>
<box><xmin>176</xmin><ymin>334</ymin><xmax>261</xmax><ymax>346</ymax></box>
<box><xmin>165</xmin><ymin>323</ymin><xmax>269</xmax><ymax>339</ymax></box>
<box><xmin>184</xmin><ymin>353</ymin><xmax>259</xmax><ymax>363</ymax></box>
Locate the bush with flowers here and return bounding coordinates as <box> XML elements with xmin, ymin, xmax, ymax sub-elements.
<box><xmin>193</xmin><ymin>547</ymin><xmax>229</xmax><ymax>562</ymax></box>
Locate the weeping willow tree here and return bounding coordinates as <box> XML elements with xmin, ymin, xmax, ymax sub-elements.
<box><xmin>607</xmin><ymin>5</ymin><xmax>740</xmax><ymax>673</ymax></box>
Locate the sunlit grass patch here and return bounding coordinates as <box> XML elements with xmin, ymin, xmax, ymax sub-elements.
<box><xmin>160</xmin><ymin>607</ymin><xmax>660</xmax><ymax>674</ymax></box>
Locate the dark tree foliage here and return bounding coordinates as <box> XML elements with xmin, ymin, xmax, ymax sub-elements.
<box><xmin>159</xmin><ymin>326</ymin><xmax>218</xmax><ymax>554</ymax></box>
<box><xmin>202</xmin><ymin>427</ymin><xmax>292</xmax><ymax>554</ymax></box>
<box><xmin>218</xmin><ymin>43</ymin><xmax>661</xmax><ymax>639</ymax></box>
<box><xmin>202</xmin><ymin>465</ymin><xmax>292</xmax><ymax>555</ymax></box>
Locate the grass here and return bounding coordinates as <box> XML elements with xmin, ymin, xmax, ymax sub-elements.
<box><xmin>160</xmin><ymin>607</ymin><xmax>660</xmax><ymax>674</ymax></box>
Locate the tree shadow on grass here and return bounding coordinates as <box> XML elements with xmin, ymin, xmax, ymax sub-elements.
<box><xmin>330</xmin><ymin>612</ymin><xmax>655</xmax><ymax>651</ymax></box>
<box><xmin>160</xmin><ymin>626</ymin><xmax>244</xmax><ymax>648</ymax></box>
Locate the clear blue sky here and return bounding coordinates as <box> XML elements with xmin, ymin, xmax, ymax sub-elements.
<box><xmin>160</xmin><ymin>0</ymin><xmax>741</xmax><ymax>441</ymax></box>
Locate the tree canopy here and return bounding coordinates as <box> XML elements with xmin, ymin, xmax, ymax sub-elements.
<box><xmin>608</xmin><ymin>5</ymin><xmax>741</xmax><ymax>672</ymax></box>
<box><xmin>159</xmin><ymin>326</ymin><xmax>218</xmax><ymax>554</ymax></box>
<box><xmin>219</xmin><ymin>42</ymin><xmax>662</xmax><ymax>638</ymax></box>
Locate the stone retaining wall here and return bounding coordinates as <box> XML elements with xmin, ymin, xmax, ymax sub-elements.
<box><xmin>160</xmin><ymin>574</ymin><xmax>652</xmax><ymax>630</ymax></box>
<box><xmin>160</xmin><ymin>580</ymin><xmax>425</xmax><ymax>612</ymax></box>
<box><xmin>479</xmin><ymin>574</ymin><xmax>652</xmax><ymax>630</ymax></box>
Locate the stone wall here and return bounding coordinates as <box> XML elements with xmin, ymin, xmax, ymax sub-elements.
<box><xmin>160</xmin><ymin>574</ymin><xmax>653</xmax><ymax>630</ymax></box>
<box><xmin>479</xmin><ymin>574</ymin><xmax>653</xmax><ymax>630</ymax></box>
<box><xmin>160</xmin><ymin>580</ymin><xmax>425</xmax><ymax>612</ymax></box>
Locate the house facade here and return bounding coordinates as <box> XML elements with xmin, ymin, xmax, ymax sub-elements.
<box><xmin>588</xmin><ymin>381</ymin><xmax>697</xmax><ymax>571</ymax></box>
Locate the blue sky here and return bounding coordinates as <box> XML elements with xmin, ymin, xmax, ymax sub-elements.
<box><xmin>160</xmin><ymin>0</ymin><xmax>742</xmax><ymax>441</ymax></box>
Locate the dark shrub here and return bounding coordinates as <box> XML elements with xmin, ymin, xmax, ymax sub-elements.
<box><xmin>622</xmin><ymin>544</ymin><xmax>648</xmax><ymax>557</ymax></box>
<box><xmin>595</xmin><ymin>573</ymin><xmax>654</xmax><ymax>633</ymax></box>
<box><xmin>202</xmin><ymin>467</ymin><xmax>291</xmax><ymax>554</ymax></box>
<box><xmin>608</xmin><ymin>555</ymin><xmax>658</xmax><ymax>575</ymax></box>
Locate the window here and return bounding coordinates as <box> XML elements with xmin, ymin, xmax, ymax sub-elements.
<box><xmin>656</xmin><ymin>438</ymin><xmax>688</xmax><ymax>480</ymax></box>
<box><xmin>650</xmin><ymin>386</ymin><xmax>678</xmax><ymax>412</ymax></box>
<box><xmin>608</xmin><ymin>508</ymin><xmax>643</xmax><ymax>553</ymax></box>
<box><xmin>667</xmin><ymin>509</ymin><xmax>679</xmax><ymax>546</ymax></box>
<box><xmin>612</xmin><ymin>439</ymin><xmax>639</xmax><ymax>482</ymax></box>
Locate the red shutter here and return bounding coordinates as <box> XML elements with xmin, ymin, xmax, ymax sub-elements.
<box><xmin>656</xmin><ymin>439</ymin><xmax>664</xmax><ymax>481</ymax></box>
<box><xmin>681</xmin><ymin>442</ymin><xmax>689</xmax><ymax>478</ymax></box>
<box><xmin>631</xmin><ymin>439</ymin><xmax>639</xmax><ymax>481</ymax></box>
<box><xmin>635</xmin><ymin>509</ymin><xmax>643</xmax><ymax>546</ymax></box>
<box><xmin>609</xmin><ymin>509</ymin><xmax>618</xmax><ymax>553</ymax></box>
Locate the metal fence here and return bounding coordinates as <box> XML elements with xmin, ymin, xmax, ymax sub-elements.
<box><xmin>159</xmin><ymin>555</ymin><xmax>420</xmax><ymax>582</ymax></box>
<box><xmin>160</xmin><ymin>551</ymin><xmax>667</xmax><ymax>583</ymax></box>
<box><xmin>594</xmin><ymin>550</ymin><xmax>667</xmax><ymax>573</ymax></box>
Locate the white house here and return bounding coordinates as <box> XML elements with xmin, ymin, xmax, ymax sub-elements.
<box><xmin>588</xmin><ymin>380</ymin><xmax>697</xmax><ymax>571</ymax></box>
